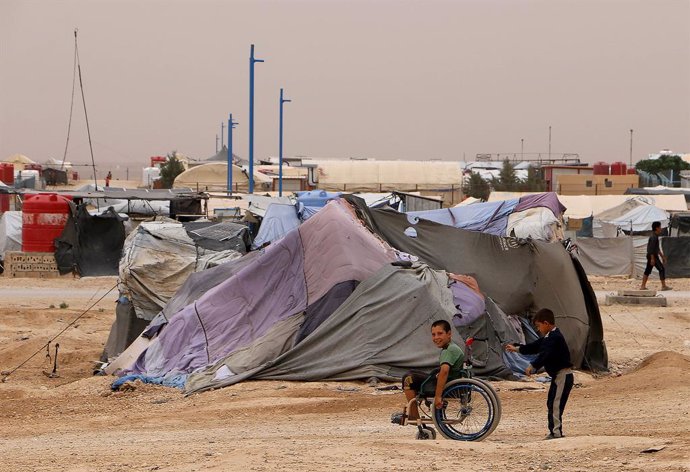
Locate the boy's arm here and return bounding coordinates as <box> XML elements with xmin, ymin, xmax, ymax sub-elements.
<box><xmin>434</xmin><ymin>364</ymin><xmax>451</xmax><ymax>409</ymax></box>
<box><xmin>529</xmin><ymin>336</ymin><xmax>557</xmax><ymax>372</ymax></box>
<box><xmin>514</xmin><ymin>337</ymin><xmax>544</xmax><ymax>355</ymax></box>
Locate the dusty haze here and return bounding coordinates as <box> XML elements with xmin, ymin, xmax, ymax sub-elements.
<box><xmin>1</xmin><ymin>0</ymin><xmax>689</xmax><ymax>174</ymax></box>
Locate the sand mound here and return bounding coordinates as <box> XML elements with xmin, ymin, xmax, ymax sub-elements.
<box><xmin>611</xmin><ymin>351</ymin><xmax>690</xmax><ymax>390</ymax></box>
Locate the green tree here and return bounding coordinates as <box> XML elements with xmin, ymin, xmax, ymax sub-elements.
<box><xmin>518</xmin><ymin>165</ymin><xmax>547</xmax><ymax>192</ymax></box>
<box><xmin>462</xmin><ymin>172</ymin><xmax>491</xmax><ymax>201</ymax></box>
<box><xmin>636</xmin><ymin>154</ymin><xmax>689</xmax><ymax>182</ymax></box>
<box><xmin>491</xmin><ymin>159</ymin><xmax>520</xmax><ymax>191</ymax></box>
<box><xmin>159</xmin><ymin>152</ymin><xmax>186</xmax><ymax>189</ymax></box>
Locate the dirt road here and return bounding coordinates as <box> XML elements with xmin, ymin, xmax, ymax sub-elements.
<box><xmin>0</xmin><ymin>275</ymin><xmax>688</xmax><ymax>472</ymax></box>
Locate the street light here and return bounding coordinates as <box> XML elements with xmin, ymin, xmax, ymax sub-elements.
<box><xmin>629</xmin><ymin>129</ymin><xmax>634</xmax><ymax>167</ymax></box>
<box><xmin>248</xmin><ymin>44</ymin><xmax>264</xmax><ymax>194</ymax></box>
<box><xmin>227</xmin><ymin>113</ymin><xmax>239</xmax><ymax>195</ymax></box>
<box><xmin>279</xmin><ymin>88</ymin><xmax>291</xmax><ymax>196</ymax></box>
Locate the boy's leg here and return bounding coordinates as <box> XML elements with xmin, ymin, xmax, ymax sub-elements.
<box><xmin>548</xmin><ymin>369</ymin><xmax>574</xmax><ymax>438</ymax></box>
<box><xmin>402</xmin><ymin>371</ymin><xmax>428</xmax><ymax>421</ymax></box>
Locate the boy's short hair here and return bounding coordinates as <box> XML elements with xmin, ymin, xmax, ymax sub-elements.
<box><xmin>533</xmin><ymin>308</ymin><xmax>555</xmax><ymax>325</ymax></box>
<box><xmin>652</xmin><ymin>221</ymin><xmax>661</xmax><ymax>231</ymax></box>
<box><xmin>431</xmin><ymin>319</ymin><xmax>452</xmax><ymax>332</ymax></box>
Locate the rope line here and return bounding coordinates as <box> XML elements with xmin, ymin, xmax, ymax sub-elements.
<box><xmin>1</xmin><ymin>283</ymin><xmax>118</xmax><ymax>382</ymax></box>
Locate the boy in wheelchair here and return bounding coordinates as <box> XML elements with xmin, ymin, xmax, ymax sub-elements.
<box><xmin>391</xmin><ymin>319</ymin><xmax>464</xmax><ymax>424</ymax></box>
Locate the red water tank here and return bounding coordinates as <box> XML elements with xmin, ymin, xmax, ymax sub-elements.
<box><xmin>72</xmin><ymin>171</ymin><xmax>79</xmax><ymax>180</ymax></box>
<box><xmin>22</xmin><ymin>194</ymin><xmax>72</xmax><ymax>252</ymax></box>
<box><xmin>593</xmin><ymin>162</ymin><xmax>610</xmax><ymax>175</ymax></box>
<box><xmin>627</xmin><ymin>167</ymin><xmax>637</xmax><ymax>175</ymax></box>
<box><xmin>610</xmin><ymin>161</ymin><xmax>627</xmax><ymax>175</ymax></box>
<box><xmin>0</xmin><ymin>163</ymin><xmax>14</xmax><ymax>184</ymax></box>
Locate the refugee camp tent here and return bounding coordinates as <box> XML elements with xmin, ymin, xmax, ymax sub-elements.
<box><xmin>54</xmin><ymin>203</ymin><xmax>126</xmax><ymax>276</ymax></box>
<box><xmin>3</xmin><ymin>153</ymin><xmax>35</xmax><ymax>170</ymax></box>
<box><xmin>173</xmin><ymin>162</ymin><xmax>271</xmax><ymax>192</ymax></box>
<box><xmin>593</xmin><ymin>197</ymin><xmax>669</xmax><ymax>236</ymax></box>
<box><xmin>344</xmin><ymin>195</ymin><xmax>606</xmax><ymax>373</ymax></box>
<box><xmin>119</xmin><ymin>219</ymin><xmax>245</xmax><ymax>321</ymax></box>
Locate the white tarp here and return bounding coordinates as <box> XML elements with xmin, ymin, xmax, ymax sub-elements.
<box><xmin>506</xmin><ymin>207</ymin><xmax>562</xmax><ymax>241</ymax></box>
<box><xmin>0</xmin><ymin>211</ymin><xmax>22</xmax><ymax>259</ymax></box>
<box><xmin>593</xmin><ymin>198</ymin><xmax>669</xmax><ymax>235</ymax></box>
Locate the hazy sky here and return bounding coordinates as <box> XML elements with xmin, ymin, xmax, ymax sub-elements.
<box><xmin>1</xmin><ymin>0</ymin><xmax>689</xmax><ymax>174</ymax></box>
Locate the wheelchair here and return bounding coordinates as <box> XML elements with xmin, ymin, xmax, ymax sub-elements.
<box><xmin>395</xmin><ymin>339</ymin><xmax>502</xmax><ymax>441</ymax></box>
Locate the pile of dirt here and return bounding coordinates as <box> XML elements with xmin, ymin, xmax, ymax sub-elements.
<box><xmin>593</xmin><ymin>351</ymin><xmax>690</xmax><ymax>393</ymax></box>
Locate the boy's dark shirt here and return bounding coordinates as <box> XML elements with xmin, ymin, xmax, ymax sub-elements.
<box><xmin>647</xmin><ymin>233</ymin><xmax>660</xmax><ymax>257</ymax></box>
<box><xmin>517</xmin><ymin>327</ymin><xmax>572</xmax><ymax>377</ymax></box>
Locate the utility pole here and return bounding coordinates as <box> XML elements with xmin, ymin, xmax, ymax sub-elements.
<box><xmin>227</xmin><ymin>114</ymin><xmax>238</xmax><ymax>195</ymax></box>
<box><xmin>249</xmin><ymin>44</ymin><xmax>265</xmax><ymax>194</ymax></box>
<box><xmin>521</xmin><ymin>138</ymin><xmax>524</xmax><ymax>161</ymax></box>
<box><xmin>629</xmin><ymin>129</ymin><xmax>634</xmax><ymax>167</ymax></box>
<box><xmin>279</xmin><ymin>88</ymin><xmax>291</xmax><ymax>196</ymax></box>
<box><xmin>215</xmin><ymin>134</ymin><xmax>219</xmax><ymax>154</ymax></box>
<box><xmin>221</xmin><ymin>122</ymin><xmax>225</xmax><ymax>149</ymax></box>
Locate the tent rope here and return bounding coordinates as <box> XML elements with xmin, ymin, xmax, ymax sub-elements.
<box><xmin>599</xmin><ymin>302</ymin><xmax>642</xmax><ymax>346</ymax></box>
<box><xmin>1</xmin><ymin>283</ymin><xmax>117</xmax><ymax>383</ymax></box>
<box><xmin>193</xmin><ymin>302</ymin><xmax>211</xmax><ymax>363</ymax></box>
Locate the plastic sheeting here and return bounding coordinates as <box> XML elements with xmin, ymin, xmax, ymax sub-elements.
<box><xmin>251</xmin><ymin>204</ymin><xmax>300</xmax><ymax>249</ymax></box>
<box><xmin>662</xmin><ymin>237</ymin><xmax>690</xmax><ymax>278</ymax></box>
<box><xmin>345</xmin><ymin>195</ymin><xmax>606</xmax><ymax>373</ymax></box>
<box><xmin>409</xmin><ymin>192</ymin><xmax>564</xmax><ymax>240</ymax></box>
<box><xmin>574</xmin><ymin>237</ymin><xmax>633</xmax><ymax>276</ymax></box>
<box><xmin>0</xmin><ymin>211</ymin><xmax>21</xmax><ymax>260</ymax></box>
<box><xmin>119</xmin><ymin>220</ymin><xmax>242</xmax><ymax>320</ymax></box>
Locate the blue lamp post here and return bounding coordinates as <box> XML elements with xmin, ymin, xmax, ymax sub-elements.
<box><xmin>249</xmin><ymin>44</ymin><xmax>264</xmax><ymax>194</ymax></box>
<box><xmin>227</xmin><ymin>113</ymin><xmax>238</xmax><ymax>195</ymax></box>
<box><xmin>279</xmin><ymin>88</ymin><xmax>291</xmax><ymax>196</ymax></box>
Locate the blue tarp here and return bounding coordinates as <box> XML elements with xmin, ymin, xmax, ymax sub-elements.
<box><xmin>408</xmin><ymin>199</ymin><xmax>520</xmax><ymax>236</ymax></box>
<box><xmin>251</xmin><ymin>203</ymin><xmax>301</xmax><ymax>249</ymax></box>
<box><xmin>296</xmin><ymin>190</ymin><xmax>342</xmax><ymax>208</ymax></box>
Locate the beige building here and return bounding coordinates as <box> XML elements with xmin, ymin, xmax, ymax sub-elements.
<box><xmin>556</xmin><ymin>174</ymin><xmax>639</xmax><ymax>195</ymax></box>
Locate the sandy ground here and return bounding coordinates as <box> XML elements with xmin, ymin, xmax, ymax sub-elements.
<box><xmin>0</xmin><ymin>274</ymin><xmax>689</xmax><ymax>472</ymax></box>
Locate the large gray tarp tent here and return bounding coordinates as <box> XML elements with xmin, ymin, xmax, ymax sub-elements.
<box><xmin>344</xmin><ymin>196</ymin><xmax>607</xmax><ymax>372</ymax></box>
<box><xmin>112</xmin><ymin>198</ymin><xmax>606</xmax><ymax>393</ymax></box>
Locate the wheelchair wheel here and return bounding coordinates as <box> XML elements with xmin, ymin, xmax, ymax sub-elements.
<box><xmin>470</xmin><ymin>378</ymin><xmax>502</xmax><ymax>436</ymax></box>
<box><xmin>431</xmin><ymin>378</ymin><xmax>500</xmax><ymax>441</ymax></box>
